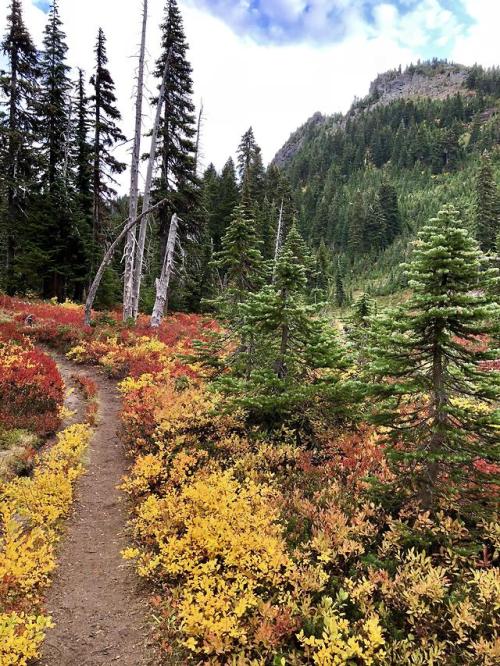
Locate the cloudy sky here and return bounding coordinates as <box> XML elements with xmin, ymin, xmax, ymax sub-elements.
<box><xmin>7</xmin><ymin>0</ymin><xmax>499</xmax><ymax>186</ymax></box>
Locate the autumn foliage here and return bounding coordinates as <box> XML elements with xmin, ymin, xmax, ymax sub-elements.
<box><xmin>0</xmin><ymin>297</ymin><xmax>498</xmax><ymax>664</ymax></box>
<box><xmin>0</xmin><ymin>340</ymin><xmax>64</xmax><ymax>435</ymax></box>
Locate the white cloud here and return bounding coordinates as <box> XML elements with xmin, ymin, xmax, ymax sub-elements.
<box><xmin>4</xmin><ymin>0</ymin><xmax>493</xmax><ymax>194</ymax></box>
<box><xmin>451</xmin><ymin>0</ymin><xmax>500</xmax><ymax>67</ymax></box>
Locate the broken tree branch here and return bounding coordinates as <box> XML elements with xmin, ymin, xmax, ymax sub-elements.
<box><xmin>84</xmin><ymin>198</ymin><xmax>168</xmax><ymax>326</ymax></box>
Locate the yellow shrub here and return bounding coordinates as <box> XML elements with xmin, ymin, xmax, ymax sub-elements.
<box><xmin>2</xmin><ymin>424</ymin><xmax>89</xmax><ymax>527</ymax></box>
<box><xmin>0</xmin><ymin>422</ymin><xmax>91</xmax><ymax>662</ymax></box>
<box><xmin>297</xmin><ymin>596</ymin><xmax>385</xmax><ymax>665</ymax></box>
<box><xmin>125</xmin><ymin>470</ymin><xmax>297</xmax><ymax>657</ymax></box>
<box><xmin>0</xmin><ymin>508</ymin><xmax>55</xmax><ymax>607</ymax></box>
<box><xmin>0</xmin><ymin>612</ymin><xmax>54</xmax><ymax>666</ymax></box>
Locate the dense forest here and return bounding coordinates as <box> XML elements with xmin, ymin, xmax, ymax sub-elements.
<box><xmin>0</xmin><ymin>1</ymin><xmax>499</xmax><ymax>665</ymax></box>
<box><xmin>1</xmin><ymin>1</ymin><xmax>499</xmax><ymax>314</ymax></box>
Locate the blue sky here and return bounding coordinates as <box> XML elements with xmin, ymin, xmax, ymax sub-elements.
<box><xmin>34</xmin><ymin>0</ymin><xmax>50</xmax><ymax>12</ymax></box>
<box><xmin>186</xmin><ymin>0</ymin><xmax>474</xmax><ymax>52</ymax></box>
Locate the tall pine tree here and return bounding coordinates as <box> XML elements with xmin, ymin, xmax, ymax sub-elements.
<box><xmin>153</xmin><ymin>0</ymin><xmax>199</xmax><ymax>255</ymax></box>
<box><xmin>378</xmin><ymin>181</ymin><xmax>402</xmax><ymax>245</ymax></box>
<box><xmin>90</xmin><ymin>28</ymin><xmax>126</xmax><ymax>253</ymax></box>
<box><xmin>35</xmin><ymin>0</ymin><xmax>76</xmax><ymax>298</ymax></box>
<box><xmin>0</xmin><ymin>0</ymin><xmax>39</xmax><ymax>294</ymax></box>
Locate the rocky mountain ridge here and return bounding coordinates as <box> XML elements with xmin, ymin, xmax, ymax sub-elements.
<box><xmin>273</xmin><ymin>61</ymin><xmax>472</xmax><ymax>169</ymax></box>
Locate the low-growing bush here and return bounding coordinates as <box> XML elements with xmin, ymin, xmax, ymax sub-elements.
<box><xmin>0</xmin><ymin>340</ymin><xmax>64</xmax><ymax>435</ymax></box>
<box><xmin>0</xmin><ymin>423</ymin><xmax>92</xmax><ymax>665</ymax></box>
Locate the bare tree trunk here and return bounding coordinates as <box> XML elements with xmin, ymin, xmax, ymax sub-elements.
<box><xmin>131</xmin><ymin>51</ymin><xmax>171</xmax><ymax>320</ymax></box>
<box><xmin>272</xmin><ymin>198</ymin><xmax>284</xmax><ymax>282</ymax></box>
<box><xmin>84</xmin><ymin>198</ymin><xmax>168</xmax><ymax>326</ymax></box>
<box><xmin>150</xmin><ymin>213</ymin><xmax>179</xmax><ymax>328</ymax></box>
<box><xmin>123</xmin><ymin>0</ymin><xmax>148</xmax><ymax>321</ymax></box>
<box><xmin>194</xmin><ymin>100</ymin><xmax>204</xmax><ymax>175</ymax></box>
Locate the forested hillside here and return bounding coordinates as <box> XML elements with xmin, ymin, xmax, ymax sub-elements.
<box><xmin>273</xmin><ymin>60</ymin><xmax>500</xmax><ymax>298</ymax></box>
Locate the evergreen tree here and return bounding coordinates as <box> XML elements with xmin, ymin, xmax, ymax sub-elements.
<box><xmin>75</xmin><ymin>69</ymin><xmax>93</xmax><ymax>229</ymax></box>
<box><xmin>39</xmin><ymin>0</ymin><xmax>71</xmax><ymax>188</ymax></box>
<box><xmin>378</xmin><ymin>181</ymin><xmax>402</xmax><ymax>245</ymax></box>
<box><xmin>72</xmin><ymin>69</ymin><xmax>93</xmax><ymax>298</ymax></box>
<box><xmin>0</xmin><ymin>0</ymin><xmax>39</xmax><ymax>294</ymax></box>
<box><xmin>364</xmin><ymin>199</ymin><xmax>387</xmax><ymax>251</ymax></box>
<box><xmin>368</xmin><ymin>205</ymin><xmax>499</xmax><ymax>512</ymax></box>
<box><xmin>202</xmin><ymin>158</ymin><xmax>239</xmax><ymax>253</ymax></box>
<box><xmin>347</xmin><ymin>191</ymin><xmax>365</xmax><ymax>255</ymax></box>
<box><xmin>218</xmin><ymin>157</ymin><xmax>239</xmax><ymax>226</ymax></box>
<box><xmin>237</xmin><ymin>127</ymin><xmax>265</xmax><ymax>205</ymax></box>
<box><xmin>335</xmin><ymin>271</ymin><xmax>346</xmax><ymax>308</ymax></box>
<box><xmin>212</xmin><ymin>203</ymin><xmax>263</xmax><ymax>305</ymax></box>
<box><xmin>214</xmin><ymin>226</ymin><xmax>355</xmax><ymax>431</ymax></box>
<box><xmin>314</xmin><ymin>240</ymin><xmax>333</xmax><ymax>300</ymax></box>
<box><xmin>30</xmin><ymin>0</ymin><xmax>81</xmax><ymax>299</ymax></box>
<box><xmin>90</xmin><ymin>28</ymin><xmax>126</xmax><ymax>250</ymax></box>
<box><xmin>237</xmin><ymin>126</ymin><xmax>258</xmax><ymax>182</ymax></box>
<box><xmin>352</xmin><ymin>292</ymin><xmax>375</xmax><ymax>328</ymax></box>
<box><xmin>279</xmin><ymin>220</ymin><xmax>315</xmax><ymax>281</ymax></box>
<box><xmin>153</xmin><ymin>0</ymin><xmax>199</xmax><ymax>255</ymax></box>
<box><xmin>475</xmin><ymin>152</ymin><xmax>499</xmax><ymax>252</ymax></box>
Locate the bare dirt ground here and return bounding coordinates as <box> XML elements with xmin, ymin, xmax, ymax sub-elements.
<box><xmin>38</xmin><ymin>353</ymin><xmax>155</xmax><ymax>666</ymax></box>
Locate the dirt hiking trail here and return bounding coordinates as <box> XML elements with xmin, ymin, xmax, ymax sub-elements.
<box><xmin>39</xmin><ymin>352</ymin><xmax>154</xmax><ymax>666</ymax></box>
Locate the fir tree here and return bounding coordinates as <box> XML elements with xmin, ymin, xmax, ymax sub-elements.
<box><xmin>212</xmin><ymin>203</ymin><xmax>263</xmax><ymax>306</ymax></box>
<box><xmin>364</xmin><ymin>199</ymin><xmax>387</xmax><ymax>251</ymax></box>
<box><xmin>475</xmin><ymin>152</ymin><xmax>499</xmax><ymax>252</ymax></box>
<box><xmin>237</xmin><ymin>126</ymin><xmax>258</xmax><ymax>182</ymax></box>
<box><xmin>39</xmin><ymin>0</ymin><xmax>71</xmax><ymax>188</ymax></box>
<box><xmin>202</xmin><ymin>158</ymin><xmax>239</xmax><ymax>253</ymax></box>
<box><xmin>0</xmin><ymin>0</ymin><xmax>39</xmax><ymax>294</ymax></box>
<box><xmin>347</xmin><ymin>191</ymin><xmax>365</xmax><ymax>255</ymax></box>
<box><xmin>237</xmin><ymin>127</ymin><xmax>265</xmax><ymax>205</ymax></box>
<box><xmin>352</xmin><ymin>292</ymin><xmax>375</xmax><ymax>328</ymax></box>
<box><xmin>217</xmin><ymin>157</ymin><xmax>240</xmax><ymax>229</ymax></box>
<box><xmin>75</xmin><ymin>69</ymin><xmax>93</xmax><ymax>228</ymax></box>
<box><xmin>314</xmin><ymin>240</ymin><xmax>333</xmax><ymax>300</ymax></box>
<box><xmin>90</xmin><ymin>28</ymin><xmax>126</xmax><ymax>249</ymax></box>
<box><xmin>153</xmin><ymin>0</ymin><xmax>199</xmax><ymax>255</ymax></box>
<box><xmin>214</xmin><ymin>225</ymin><xmax>355</xmax><ymax>431</ymax></box>
<box><xmin>32</xmin><ymin>0</ymin><xmax>84</xmax><ymax>299</ymax></box>
<box><xmin>334</xmin><ymin>271</ymin><xmax>346</xmax><ymax>308</ymax></box>
<box><xmin>368</xmin><ymin>205</ymin><xmax>499</xmax><ymax>512</ymax></box>
<box><xmin>378</xmin><ymin>181</ymin><xmax>402</xmax><ymax>245</ymax></box>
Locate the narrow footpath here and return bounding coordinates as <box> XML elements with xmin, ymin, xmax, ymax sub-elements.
<box><xmin>39</xmin><ymin>352</ymin><xmax>153</xmax><ymax>666</ymax></box>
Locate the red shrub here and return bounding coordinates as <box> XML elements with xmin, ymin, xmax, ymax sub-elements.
<box><xmin>0</xmin><ymin>342</ymin><xmax>64</xmax><ymax>435</ymax></box>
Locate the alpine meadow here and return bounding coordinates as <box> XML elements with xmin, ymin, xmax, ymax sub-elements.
<box><xmin>0</xmin><ymin>1</ymin><xmax>499</xmax><ymax>665</ymax></box>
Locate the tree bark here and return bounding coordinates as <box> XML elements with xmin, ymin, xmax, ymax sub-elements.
<box><xmin>130</xmin><ymin>50</ymin><xmax>171</xmax><ymax>319</ymax></box>
<box><xmin>194</xmin><ymin>100</ymin><xmax>203</xmax><ymax>175</ymax></box>
<box><xmin>272</xmin><ymin>198</ymin><xmax>284</xmax><ymax>282</ymax></box>
<box><xmin>150</xmin><ymin>213</ymin><xmax>179</xmax><ymax>328</ymax></box>
<box><xmin>421</xmin><ymin>329</ymin><xmax>447</xmax><ymax>509</ymax></box>
<box><xmin>123</xmin><ymin>0</ymin><xmax>148</xmax><ymax>321</ymax></box>
<box><xmin>84</xmin><ymin>198</ymin><xmax>168</xmax><ymax>326</ymax></box>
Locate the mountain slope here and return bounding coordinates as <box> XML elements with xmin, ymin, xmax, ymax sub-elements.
<box><xmin>273</xmin><ymin>60</ymin><xmax>500</xmax><ymax>297</ymax></box>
